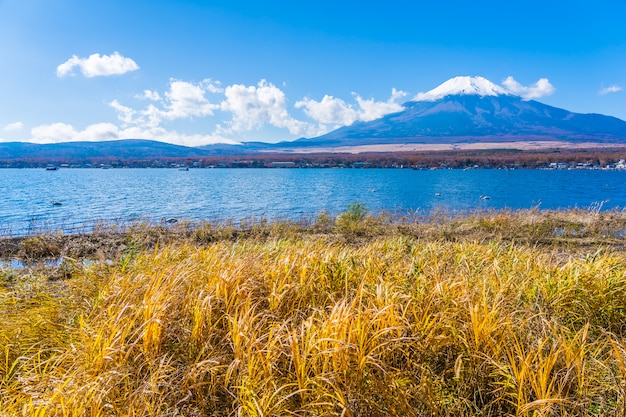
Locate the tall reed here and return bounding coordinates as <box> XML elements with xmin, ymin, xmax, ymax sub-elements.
<box><xmin>2</xmin><ymin>221</ymin><xmax>626</xmax><ymax>415</ymax></box>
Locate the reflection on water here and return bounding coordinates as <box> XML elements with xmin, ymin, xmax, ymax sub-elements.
<box><xmin>0</xmin><ymin>257</ymin><xmax>107</xmax><ymax>270</ymax></box>
<box><xmin>0</xmin><ymin>257</ymin><xmax>62</xmax><ymax>269</ymax></box>
<box><xmin>1</xmin><ymin>168</ymin><xmax>625</xmax><ymax>236</ymax></box>
<box><xmin>0</xmin><ymin>259</ymin><xmax>29</xmax><ymax>269</ymax></box>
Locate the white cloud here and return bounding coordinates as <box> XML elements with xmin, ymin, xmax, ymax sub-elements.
<box><xmin>219</xmin><ymin>79</ymin><xmax>309</xmax><ymax>135</ymax></box>
<box><xmin>354</xmin><ymin>88</ymin><xmax>407</xmax><ymax>122</ymax></box>
<box><xmin>4</xmin><ymin>121</ymin><xmax>23</xmax><ymax>131</ymax></box>
<box><xmin>110</xmin><ymin>78</ymin><xmax>313</xmax><ymax>141</ymax></box>
<box><xmin>30</xmin><ymin>122</ymin><xmax>238</xmax><ymax>146</ymax></box>
<box><xmin>295</xmin><ymin>95</ymin><xmax>358</xmax><ymax>126</ymax></box>
<box><xmin>104</xmin><ymin>77</ymin><xmax>408</xmax><ymax>144</ymax></box>
<box><xmin>56</xmin><ymin>52</ymin><xmax>139</xmax><ymax>78</ymax></box>
<box><xmin>109</xmin><ymin>100</ymin><xmax>137</xmax><ymax>125</ymax></box>
<box><xmin>204</xmin><ymin>79</ymin><xmax>223</xmax><ymax>94</ymax></box>
<box><xmin>163</xmin><ymin>80</ymin><xmax>218</xmax><ymax>120</ymax></box>
<box><xmin>31</xmin><ymin>122</ymin><xmax>119</xmax><ymax>143</ymax></box>
<box><xmin>31</xmin><ymin>122</ymin><xmax>79</xmax><ymax>143</ymax></box>
<box><xmin>502</xmin><ymin>76</ymin><xmax>555</xmax><ymax>100</ymax></box>
<box><xmin>599</xmin><ymin>85</ymin><xmax>622</xmax><ymax>95</ymax></box>
<box><xmin>111</xmin><ymin>79</ymin><xmax>219</xmax><ymax>128</ymax></box>
<box><xmin>295</xmin><ymin>88</ymin><xmax>407</xmax><ymax>132</ymax></box>
<box><xmin>141</xmin><ymin>90</ymin><xmax>161</xmax><ymax>101</ymax></box>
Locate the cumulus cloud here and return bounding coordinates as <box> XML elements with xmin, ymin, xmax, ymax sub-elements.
<box><xmin>162</xmin><ymin>80</ymin><xmax>218</xmax><ymax>120</ymax></box>
<box><xmin>219</xmin><ymin>79</ymin><xmax>309</xmax><ymax>135</ymax></box>
<box><xmin>295</xmin><ymin>95</ymin><xmax>358</xmax><ymax>126</ymax></box>
<box><xmin>109</xmin><ymin>100</ymin><xmax>137</xmax><ymax>125</ymax></box>
<box><xmin>354</xmin><ymin>88</ymin><xmax>407</xmax><ymax>122</ymax></box>
<box><xmin>599</xmin><ymin>85</ymin><xmax>622</xmax><ymax>95</ymax></box>
<box><xmin>205</xmin><ymin>79</ymin><xmax>223</xmax><ymax>94</ymax></box>
<box><xmin>295</xmin><ymin>88</ymin><xmax>407</xmax><ymax>132</ymax></box>
<box><xmin>110</xmin><ymin>78</ymin><xmax>314</xmax><ymax>141</ymax></box>
<box><xmin>56</xmin><ymin>52</ymin><xmax>139</xmax><ymax>78</ymax></box>
<box><xmin>4</xmin><ymin>121</ymin><xmax>23</xmax><ymax>131</ymax></box>
<box><xmin>502</xmin><ymin>76</ymin><xmax>555</xmax><ymax>100</ymax></box>
<box><xmin>30</xmin><ymin>122</ymin><xmax>238</xmax><ymax>147</ymax></box>
<box><xmin>31</xmin><ymin>122</ymin><xmax>119</xmax><ymax>143</ymax></box>
<box><xmin>111</xmin><ymin>79</ymin><xmax>219</xmax><ymax>128</ymax></box>
<box><xmin>94</xmin><ymin>76</ymin><xmax>410</xmax><ymax>145</ymax></box>
<box><xmin>140</xmin><ymin>90</ymin><xmax>161</xmax><ymax>101</ymax></box>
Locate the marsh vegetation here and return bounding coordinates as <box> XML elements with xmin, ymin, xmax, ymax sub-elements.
<box><xmin>2</xmin><ymin>208</ymin><xmax>626</xmax><ymax>416</ymax></box>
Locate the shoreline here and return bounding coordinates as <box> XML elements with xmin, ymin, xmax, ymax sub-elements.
<box><xmin>273</xmin><ymin>140</ymin><xmax>626</xmax><ymax>154</ymax></box>
<box><xmin>3</xmin><ymin>144</ymin><xmax>626</xmax><ymax>169</ymax></box>
<box><xmin>2</xmin><ymin>207</ymin><xmax>626</xmax><ymax>265</ymax></box>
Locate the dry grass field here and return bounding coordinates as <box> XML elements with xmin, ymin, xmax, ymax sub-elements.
<box><xmin>2</xmin><ymin>207</ymin><xmax>626</xmax><ymax>416</ymax></box>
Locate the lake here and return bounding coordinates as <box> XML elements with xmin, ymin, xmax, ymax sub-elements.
<box><xmin>1</xmin><ymin>168</ymin><xmax>624</xmax><ymax>236</ymax></box>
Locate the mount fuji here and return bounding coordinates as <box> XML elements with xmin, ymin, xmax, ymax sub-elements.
<box><xmin>288</xmin><ymin>76</ymin><xmax>626</xmax><ymax>148</ymax></box>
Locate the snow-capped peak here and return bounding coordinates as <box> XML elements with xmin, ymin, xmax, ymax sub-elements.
<box><xmin>413</xmin><ymin>76</ymin><xmax>512</xmax><ymax>102</ymax></box>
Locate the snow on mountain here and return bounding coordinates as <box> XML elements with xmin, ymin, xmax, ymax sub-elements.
<box><xmin>413</xmin><ymin>76</ymin><xmax>512</xmax><ymax>102</ymax></box>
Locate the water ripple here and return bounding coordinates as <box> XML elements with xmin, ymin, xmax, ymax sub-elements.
<box><xmin>1</xmin><ymin>168</ymin><xmax>624</xmax><ymax>236</ymax></box>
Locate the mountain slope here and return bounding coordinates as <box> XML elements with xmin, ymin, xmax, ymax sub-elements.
<box><xmin>291</xmin><ymin>76</ymin><xmax>626</xmax><ymax>147</ymax></box>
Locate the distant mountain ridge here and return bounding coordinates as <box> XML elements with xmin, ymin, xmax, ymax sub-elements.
<box><xmin>2</xmin><ymin>76</ymin><xmax>626</xmax><ymax>161</ymax></box>
<box><xmin>0</xmin><ymin>139</ymin><xmax>244</xmax><ymax>161</ymax></box>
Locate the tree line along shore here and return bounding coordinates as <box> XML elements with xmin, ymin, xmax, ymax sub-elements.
<box><xmin>3</xmin><ymin>147</ymin><xmax>626</xmax><ymax>169</ymax></box>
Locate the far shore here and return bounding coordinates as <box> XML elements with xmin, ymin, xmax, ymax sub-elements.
<box><xmin>273</xmin><ymin>140</ymin><xmax>626</xmax><ymax>154</ymax></box>
<box><xmin>3</xmin><ymin>142</ymin><xmax>626</xmax><ymax>169</ymax></box>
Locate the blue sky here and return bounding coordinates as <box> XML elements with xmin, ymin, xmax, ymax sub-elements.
<box><xmin>1</xmin><ymin>0</ymin><xmax>625</xmax><ymax>146</ymax></box>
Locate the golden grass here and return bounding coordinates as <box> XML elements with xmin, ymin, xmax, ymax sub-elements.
<box><xmin>2</xmin><ymin>212</ymin><xmax>626</xmax><ymax>416</ymax></box>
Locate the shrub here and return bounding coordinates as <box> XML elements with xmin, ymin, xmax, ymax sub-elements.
<box><xmin>335</xmin><ymin>202</ymin><xmax>373</xmax><ymax>237</ymax></box>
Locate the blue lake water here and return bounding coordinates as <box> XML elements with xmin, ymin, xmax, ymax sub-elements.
<box><xmin>0</xmin><ymin>168</ymin><xmax>624</xmax><ymax>236</ymax></box>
